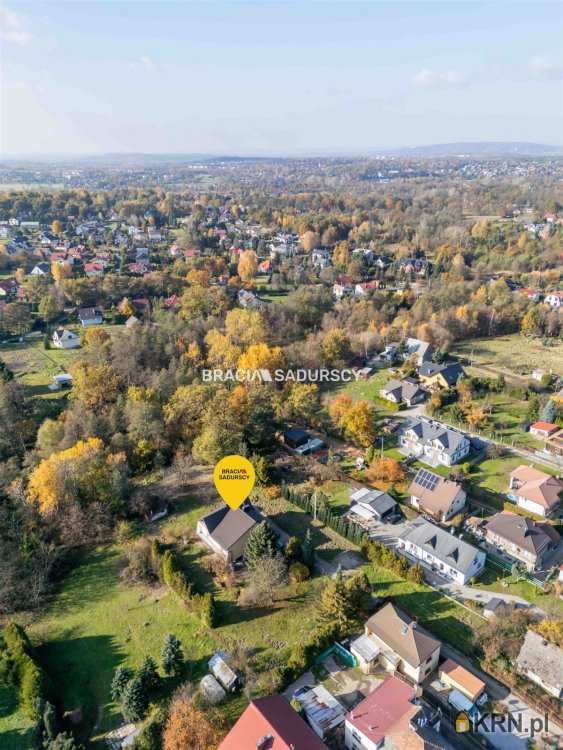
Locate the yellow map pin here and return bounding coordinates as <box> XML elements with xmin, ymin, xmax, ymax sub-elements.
<box><xmin>213</xmin><ymin>455</ymin><xmax>256</xmax><ymax>510</ymax></box>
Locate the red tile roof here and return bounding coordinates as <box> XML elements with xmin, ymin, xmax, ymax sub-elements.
<box><xmin>345</xmin><ymin>676</ymin><xmax>419</xmax><ymax>746</ymax></box>
<box><xmin>219</xmin><ymin>695</ymin><xmax>327</xmax><ymax>750</ymax></box>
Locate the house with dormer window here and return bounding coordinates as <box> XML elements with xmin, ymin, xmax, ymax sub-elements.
<box><xmin>398</xmin><ymin>418</ymin><xmax>470</xmax><ymax>467</ymax></box>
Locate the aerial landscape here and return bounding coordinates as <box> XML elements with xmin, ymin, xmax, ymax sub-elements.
<box><xmin>0</xmin><ymin>2</ymin><xmax>562</xmax><ymax>750</ymax></box>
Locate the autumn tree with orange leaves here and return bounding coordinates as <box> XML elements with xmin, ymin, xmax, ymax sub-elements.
<box><xmin>163</xmin><ymin>691</ymin><xmax>224</xmax><ymax>750</ymax></box>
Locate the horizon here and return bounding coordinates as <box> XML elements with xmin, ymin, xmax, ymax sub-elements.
<box><xmin>1</xmin><ymin>1</ymin><xmax>562</xmax><ymax>157</ymax></box>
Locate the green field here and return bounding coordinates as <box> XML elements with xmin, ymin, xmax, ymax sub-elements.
<box><xmin>453</xmin><ymin>335</ymin><xmax>563</xmax><ymax>379</ymax></box>
<box><xmin>0</xmin><ymin>684</ymin><xmax>35</xmax><ymax>750</ymax></box>
<box><xmin>0</xmin><ymin>338</ymin><xmax>80</xmax><ymax>398</ymax></box>
<box><xmin>472</xmin><ymin>562</ymin><xmax>563</xmax><ymax>618</ymax></box>
<box><xmin>469</xmin><ymin>453</ymin><xmax>558</xmax><ymax>496</ymax></box>
<box><xmin>366</xmin><ymin>564</ymin><xmax>485</xmax><ymax>655</ymax></box>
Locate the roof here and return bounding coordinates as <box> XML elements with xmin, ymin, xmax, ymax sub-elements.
<box><xmin>381</xmin><ymin>378</ymin><xmax>426</xmax><ymax>402</ymax></box>
<box><xmin>365</xmin><ymin>602</ymin><xmax>440</xmax><ymax>668</ymax></box>
<box><xmin>530</xmin><ymin>421</ymin><xmax>558</xmax><ymax>434</ymax></box>
<box><xmin>346</xmin><ymin>676</ymin><xmax>419</xmax><ymax>747</ymax></box>
<box><xmin>350</xmin><ymin>634</ymin><xmax>380</xmax><ymax>663</ymax></box>
<box><xmin>399</xmin><ymin>418</ymin><xmax>469</xmax><ymax>456</ymax></box>
<box><xmin>78</xmin><ymin>306</ymin><xmax>102</xmax><ymax>319</ymax></box>
<box><xmin>198</xmin><ymin>504</ymin><xmax>263</xmax><ymax>552</ymax></box>
<box><xmin>409</xmin><ymin>469</ymin><xmax>463</xmax><ymax>515</ymax></box>
<box><xmin>510</xmin><ymin>466</ymin><xmax>563</xmax><ymax>511</ymax></box>
<box><xmin>485</xmin><ymin>512</ymin><xmax>560</xmax><ymax>555</ymax></box>
<box><xmin>439</xmin><ymin>659</ymin><xmax>485</xmax><ymax>701</ymax></box>
<box><xmin>350</xmin><ymin>487</ymin><xmax>397</xmax><ymax>516</ymax></box>
<box><xmin>419</xmin><ymin>361</ymin><xmax>464</xmax><ymax>386</ymax></box>
<box><xmin>218</xmin><ymin>695</ymin><xmax>327</xmax><ymax>750</ymax></box>
<box><xmin>400</xmin><ymin>518</ymin><xmax>482</xmax><ymax>576</ymax></box>
<box><xmin>516</xmin><ymin>630</ymin><xmax>563</xmax><ymax>694</ymax></box>
<box><xmin>295</xmin><ymin>684</ymin><xmax>346</xmax><ymax>735</ymax></box>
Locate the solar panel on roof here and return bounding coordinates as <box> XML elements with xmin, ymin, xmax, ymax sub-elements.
<box><xmin>414</xmin><ymin>468</ymin><xmax>439</xmax><ymax>491</ymax></box>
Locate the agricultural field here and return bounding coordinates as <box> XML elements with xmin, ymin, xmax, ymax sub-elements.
<box><xmin>453</xmin><ymin>335</ymin><xmax>563</xmax><ymax>380</ymax></box>
<box><xmin>0</xmin><ymin>337</ymin><xmax>79</xmax><ymax>398</ymax></box>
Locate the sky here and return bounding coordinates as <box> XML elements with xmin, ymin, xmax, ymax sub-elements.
<box><xmin>1</xmin><ymin>0</ymin><xmax>562</xmax><ymax>156</ymax></box>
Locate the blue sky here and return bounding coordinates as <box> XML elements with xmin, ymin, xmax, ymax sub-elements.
<box><xmin>1</xmin><ymin>1</ymin><xmax>562</xmax><ymax>155</ymax></box>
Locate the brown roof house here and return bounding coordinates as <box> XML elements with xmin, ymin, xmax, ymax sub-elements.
<box><xmin>352</xmin><ymin>602</ymin><xmax>441</xmax><ymax>684</ymax></box>
<box><xmin>439</xmin><ymin>659</ymin><xmax>486</xmax><ymax>704</ymax></box>
<box><xmin>507</xmin><ymin>466</ymin><xmax>563</xmax><ymax>518</ymax></box>
<box><xmin>196</xmin><ymin>503</ymin><xmax>265</xmax><ymax>565</ymax></box>
<box><xmin>516</xmin><ymin>630</ymin><xmax>563</xmax><ymax>700</ymax></box>
<box><xmin>485</xmin><ymin>511</ymin><xmax>560</xmax><ymax>571</ymax></box>
<box><xmin>408</xmin><ymin>468</ymin><xmax>466</xmax><ymax>522</ymax></box>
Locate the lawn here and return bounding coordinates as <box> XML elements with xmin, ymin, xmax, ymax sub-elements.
<box><xmin>0</xmin><ymin>338</ymin><xmax>80</xmax><ymax>397</ymax></box>
<box><xmin>0</xmin><ymin>683</ymin><xmax>35</xmax><ymax>750</ymax></box>
<box><xmin>452</xmin><ymin>335</ymin><xmax>563</xmax><ymax>379</ymax></box>
<box><xmin>468</xmin><ymin>453</ymin><xmax>558</xmax><ymax>496</ymax></box>
<box><xmin>320</xmin><ymin>480</ymin><xmax>353</xmax><ymax>515</ymax></box>
<box><xmin>366</xmin><ymin>564</ymin><xmax>485</xmax><ymax>655</ymax></box>
<box><xmin>472</xmin><ymin>562</ymin><xmax>563</xmax><ymax>618</ymax></box>
<box><xmin>24</xmin><ymin>537</ymin><xmax>322</xmax><ymax>746</ymax></box>
<box><xmin>329</xmin><ymin>368</ymin><xmax>397</xmax><ymax>414</ymax></box>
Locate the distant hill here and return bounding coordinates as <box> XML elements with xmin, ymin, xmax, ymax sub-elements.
<box><xmin>387</xmin><ymin>142</ymin><xmax>563</xmax><ymax>157</ymax></box>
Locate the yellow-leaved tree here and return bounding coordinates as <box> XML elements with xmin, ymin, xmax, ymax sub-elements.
<box><xmin>237</xmin><ymin>343</ymin><xmax>285</xmax><ymax>374</ymax></box>
<box><xmin>27</xmin><ymin>438</ymin><xmax>127</xmax><ymax>516</ymax></box>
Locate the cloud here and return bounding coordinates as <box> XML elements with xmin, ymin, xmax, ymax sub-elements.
<box><xmin>412</xmin><ymin>68</ymin><xmax>467</xmax><ymax>88</ymax></box>
<box><xmin>528</xmin><ymin>55</ymin><xmax>562</xmax><ymax>81</ymax></box>
<box><xmin>129</xmin><ymin>55</ymin><xmax>158</xmax><ymax>72</ymax></box>
<box><xmin>0</xmin><ymin>5</ymin><xmax>32</xmax><ymax>45</ymax></box>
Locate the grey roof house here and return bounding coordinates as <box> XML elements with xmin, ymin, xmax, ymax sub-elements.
<box><xmin>398</xmin><ymin>417</ymin><xmax>470</xmax><ymax>467</ymax></box>
<box><xmin>379</xmin><ymin>377</ymin><xmax>428</xmax><ymax>407</ymax></box>
<box><xmin>398</xmin><ymin>517</ymin><xmax>486</xmax><ymax>584</ymax></box>
<box><xmin>349</xmin><ymin>487</ymin><xmax>397</xmax><ymax>522</ymax></box>
<box><xmin>419</xmin><ymin>361</ymin><xmax>465</xmax><ymax>389</ymax></box>
<box><xmin>484</xmin><ymin>512</ymin><xmax>560</xmax><ymax>571</ymax></box>
<box><xmin>516</xmin><ymin>630</ymin><xmax>563</xmax><ymax>699</ymax></box>
<box><xmin>196</xmin><ymin>503</ymin><xmax>265</xmax><ymax>565</ymax></box>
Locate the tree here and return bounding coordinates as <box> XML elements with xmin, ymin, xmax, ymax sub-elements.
<box><xmin>243</xmin><ymin>554</ymin><xmax>287</xmax><ymax>606</ymax></box>
<box><xmin>300</xmin><ymin>230</ymin><xmax>318</xmax><ymax>253</ymax></box>
<box><xmin>0</xmin><ymin>301</ymin><xmax>33</xmax><ymax>336</ymax></box>
<box><xmin>43</xmin><ymin>701</ymin><xmax>58</xmax><ymax>742</ymax></box>
<box><xmin>244</xmin><ymin>521</ymin><xmax>277</xmax><ymax>569</ymax></box>
<box><xmin>237</xmin><ymin>250</ymin><xmax>258</xmax><ymax>281</ymax></box>
<box><xmin>51</xmin><ymin>220</ymin><xmax>63</xmax><ymax>235</ymax></box>
<box><xmin>340</xmin><ymin>401</ymin><xmax>377</xmax><ymax>447</ymax></box>
<box><xmin>138</xmin><ymin>655</ymin><xmax>160</xmax><ymax>694</ymax></box>
<box><xmin>38</xmin><ymin>293</ymin><xmax>61</xmax><ymax>324</ymax></box>
<box><xmin>317</xmin><ymin>569</ymin><xmax>355</xmax><ymax>631</ymax></box>
<box><xmin>161</xmin><ymin>634</ymin><xmax>183</xmax><ymax>676</ymax></box>
<box><xmin>70</xmin><ymin>362</ymin><xmax>120</xmax><ymax>411</ymax></box>
<box><xmin>122</xmin><ymin>674</ymin><xmax>147</xmax><ymax>722</ymax></box>
<box><xmin>321</xmin><ymin>328</ymin><xmax>351</xmax><ymax>365</ymax></box>
<box><xmin>540</xmin><ymin>399</ymin><xmax>556</xmax><ymax>423</ymax></box>
<box><xmin>365</xmin><ymin>457</ymin><xmax>405</xmax><ymax>485</ymax></box>
<box><xmin>0</xmin><ymin>357</ymin><xmax>13</xmax><ymax>382</ymax></box>
<box><xmin>163</xmin><ymin>691</ymin><xmax>224</xmax><ymax>750</ymax></box>
<box><xmin>44</xmin><ymin>733</ymin><xmax>80</xmax><ymax>750</ymax></box>
<box><xmin>224</xmin><ymin>308</ymin><xmax>266</xmax><ymax>348</ymax></box>
<box><xmin>111</xmin><ymin>666</ymin><xmax>134</xmax><ymax>702</ymax></box>
<box><xmin>237</xmin><ymin>343</ymin><xmax>285</xmax><ymax>373</ymax></box>
<box><xmin>302</xmin><ymin>528</ymin><xmax>315</xmax><ymax>568</ymax></box>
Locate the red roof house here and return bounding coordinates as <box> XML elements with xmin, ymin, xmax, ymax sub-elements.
<box><xmin>219</xmin><ymin>695</ymin><xmax>327</xmax><ymax>750</ymax></box>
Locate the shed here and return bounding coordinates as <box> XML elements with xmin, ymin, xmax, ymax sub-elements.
<box><xmin>209</xmin><ymin>652</ymin><xmax>238</xmax><ymax>692</ymax></box>
<box><xmin>199</xmin><ymin>674</ymin><xmax>226</xmax><ymax>704</ymax></box>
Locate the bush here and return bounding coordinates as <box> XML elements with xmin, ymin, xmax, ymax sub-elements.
<box><xmin>2</xmin><ymin>623</ymin><xmax>48</xmax><ymax>720</ymax></box>
<box><xmin>289</xmin><ymin>562</ymin><xmax>310</xmax><ymax>583</ymax></box>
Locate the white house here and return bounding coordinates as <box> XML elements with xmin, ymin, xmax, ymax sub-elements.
<box><xmin>507</xmin><ymin>465</ymin><xmax>563</xmax><ymax>518</ymax></box>
<box><xmin>52</xmin><ymin>328</ymin><xmax>80</xmax><ymax>349</ymax></box>
<box><xmin>398</xmin><ymin>418</ymin><xmax>470</xmax><ymax>467</ymax></box>
<box><xmin>398</xmin><ymin>518</ymin><xmax>486</xmax><ymax>584</ymax></box>
<box><xmin>544</xmin><ymin>291</ymin><xmax>563</xmax><ymax>308</ymax></box>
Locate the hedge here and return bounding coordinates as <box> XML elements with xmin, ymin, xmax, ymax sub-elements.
<box><xmin>1</xmin><ymin>623</ymin><xmax>49</xmax><ymax>720</ymax></box>
<box><xmin>152</xmin><ymin>541</ymin><xmax>217</xmax><ymax>628</ymax></box>
<box><xmin>284</xmin><ymin>622</ymin><xmax>341</xmax><ymax>682</ymax></box>
<box><xmin>280</xmin><ymin>485</ymin><xmax>366</xmax><ymax>547</ymax></box>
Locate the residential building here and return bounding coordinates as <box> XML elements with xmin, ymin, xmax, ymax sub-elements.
<box><xmin>52</xmin><ymin>328</ymin><xmax>80</xmax><ymax>350</ymax></box>
<box><xmin>546</xmin><ymin>428</ymin><xmax>563</xmax><ymax>458</ymax></box>
<box><xmin>398</xmin><ymin>518</ymin><xmax>486</xmax><ymax>584</ymax></box>
<box><xmin>0</xmin><ymin>278</ymin><xmax>18</xmax><ymax>299</ymax></box>
<box><xmin>398</xmin><ymin>418</ymin><xmax>470</xmax><ymax>467</ymax></box>
<box><xmin>219</xmin><ymin>695</ymin><xmax>327</xmax><ymax>750</ymax></box>
<box><xmin>293</xmin><ymin>684</ymin><xmax>346</xmax><ymax>742</ymax></box>
<box><xmin>418</xmin><ymin>361</ymin><xmax>465</xmax><ymax>390</ymax></box>
<box><xmin>516</xmin><ymin>630</ymin><xmax>563</xmax><ymax>700</ymax></box>
<box><xmin>345</xmin><ymin>675</ymin><xmax>443</xmax><ymax>750</ymax></box>
<box><xmin>408</xmin><ymin>468</ymin><xmax>466</xmax><ymax>522</ymax></box>
<box><xmin>349</xmin><ymin>487</ymin><xmax>397</xmax><ymax>523</ymax></box>
<box><xmin>439</xmin><ymin>659</ymin><xmax>486</xmax><ymax>703</ymax></box>
<box><xmin>483</xmin><ymin>597</ymin><xmax>512</xmax><ymax>619</ymax></box>
<box><xmin>529</xmin><ymin>421</ymin><xmax>559</xmax><ymax>439</ymax></box>
<box><xmin>507</xmin><ymin>465</ymin><xmax>563</xmax><ymax>517</ymax></box>
<box><xmin>77</xmin><ymin>307</ymin><xmax>103</xmax><ymax>326</ymax></box>
<box><xmin>379</xmin><ymin>378</ymin><xmax>428</xmax><ymax>407</ymax></box>
<box><xmin>30</xmin><ymin>262</ymin><xmax>50</xmax><ymax>276</ymax></box>
<box><xmin>354</xmin><ymin>602</ymin><xmax>441</xmax><ymax>683</ymax></box>
<box><xmin>544</xmin><ymin>291</ymin><xmax>563</xmax><ymax>309</ymax></box>
<box><xmin>196</xmin><ymin>503</ymin><xmax>265</xmax><ymax>565</ymax></box>
<box><xmin>484</xmin><ymin>512</ymin><xmax>560</xmax><ymax>571</ymax></box>
<box><xmin>403</xmin><ymin>337</ymin><xmax>434</xmax><ymax>367</ymax></box>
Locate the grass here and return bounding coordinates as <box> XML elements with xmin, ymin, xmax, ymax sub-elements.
<box><xmin>472</xmin><ymin>562</ymin><xmax>563</xmax><ymax>618</ymax></box>
<box><xmin>329</xmin><ymin>369</ymin><xmax>397</xmax><ymax>414</ymax></box>
<box><xmin>452</xmin><ymin>335</ymin><xmax>563</xmax><ymax>379</ymax></box>
<box><xmin>0</xmin><ymin>338</ymin><xmax>79</xmax><ymax>398</ymax></box>
<box><xmin>0</xmin><ymin>683</ymin><xmax>35</xmax><ymax>750</ymax></box>
<box><xmin>320</xmin><ymin>480</ymin><xmax>352</xmax><ymax>515</ymax></box>
<box><xmin>469</xmin><ymin>453</ymin><xmax>558</xmax><ymax>495</ymax></box>
<box><xmin>366</xmin><ymin>563</ymin><xmax>485</xmax><ymax>655</ymax></box>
